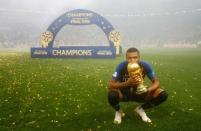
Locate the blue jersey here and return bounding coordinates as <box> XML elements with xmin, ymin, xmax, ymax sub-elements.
<box><xmin>112</xmin><ymin>60</ymin><xmax>156</xmax><ymax>82</ymax></box>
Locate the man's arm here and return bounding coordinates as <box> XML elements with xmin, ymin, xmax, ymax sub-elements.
<box><xmin>145</xmin><ymin>77</ymin><xmax>160</xmax><ymax>100</ymax></box>
<box><xmin>142</xmin><ymin>61</ymin><xmax>160</xmax><ymax>93</ymax></box>
<box><xmin>147</xmin><ymin>77</ymin><xmax>160</xmax><ymax>92</ymax></box>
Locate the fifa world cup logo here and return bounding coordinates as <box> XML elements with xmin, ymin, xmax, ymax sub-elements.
<box><xmin>127</xmin><ymin>63</ymin><xmax>147</xmax><ymax>95</ymax></box>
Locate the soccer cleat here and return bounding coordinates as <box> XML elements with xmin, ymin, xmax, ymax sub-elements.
<box><xmin>134</xmin><ymin>105</ymin><xmax>152</xmax><ymax>123</ymax></box>
<box><xmin>113</xmin><ymin>110</ymin><xmax>125</xmax><ymax>124</ymax></box>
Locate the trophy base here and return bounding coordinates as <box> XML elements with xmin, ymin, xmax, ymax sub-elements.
<box><xmin>136</xmin><ymin>84</ymin><xmax>147</xmax><ymax>95</ymax></box>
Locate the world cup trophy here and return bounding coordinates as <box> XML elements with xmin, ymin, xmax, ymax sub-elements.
<box><xmin>127</xmin><ymin>63</ymin><xmax>147</xmax><ymax>95</ymax></box>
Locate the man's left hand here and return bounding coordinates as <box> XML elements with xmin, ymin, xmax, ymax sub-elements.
<box><xmin>144</xmin><ymin>88</ymin><xmax>154</xmax><ymax>101</ymax></box>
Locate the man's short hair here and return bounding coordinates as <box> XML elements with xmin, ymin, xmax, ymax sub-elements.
<box><xmin>126</xmin><ymin>47</ymin><xmax>140</xmax><ymax>54</ymax></box>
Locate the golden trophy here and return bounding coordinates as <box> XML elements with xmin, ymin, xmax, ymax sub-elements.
<box><xmin>127</xmin><ymin>63</ymin><xmax>147</xmax><ymax>95</ymax></box>
<box><xmin>109</xmin><ymin>30</ymin><xmax>121</xmax><ymax>55</ymax></box>
<box><xmin>40</xmin><ymin>31</ymin><xmax>53</xmax><ymax>48</ymax></box>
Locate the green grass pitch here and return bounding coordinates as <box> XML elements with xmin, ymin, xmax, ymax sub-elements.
<box><xmin>0</xmin><ymin>49</ymin><xmax>201</xmax><ymax>131</ymax></box>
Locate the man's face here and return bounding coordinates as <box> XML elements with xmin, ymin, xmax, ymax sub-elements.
<box><xmin>126</xmin><ymin>52</ymin><xmax>140</xmax><ymax>63</ymax></box>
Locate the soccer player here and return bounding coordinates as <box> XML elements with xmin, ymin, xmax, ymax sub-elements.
<box><xmin>108</xmin><ymin>47</ymin><xmax>168</xmax><ymax>124</ymax></box>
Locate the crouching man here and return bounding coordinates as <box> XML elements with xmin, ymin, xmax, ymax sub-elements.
<box><xmin>108</xmin><ymin>47</ymin><xmax>168</xmax><ymax>124</ymax></box>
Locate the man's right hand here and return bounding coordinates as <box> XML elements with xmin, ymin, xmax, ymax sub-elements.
<box><xmin>125</xmin><ymin>77</ymin><xmax>137</xmax><ymax>87</ymax></box>
<box><xmin>108</xmin><ymin>77</ymin><xmax>138</xmax><ymax>89</ymax></box>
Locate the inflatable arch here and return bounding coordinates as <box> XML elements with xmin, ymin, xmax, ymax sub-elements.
<box><xmin>31</xmin><ymin>9</ymin><xmax>121</xmax><ymax>58</ymax></box>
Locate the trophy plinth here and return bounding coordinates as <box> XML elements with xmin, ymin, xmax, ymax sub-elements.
<box><xmin>127</xmin><ymin>63</ymin><xmax>147</xmax><ymax>95</ymax></box>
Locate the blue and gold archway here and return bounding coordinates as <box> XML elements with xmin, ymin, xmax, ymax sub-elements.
<box><xmin>31</xmin><ymin>9</ymin><xmax>121</xmax><ymax>58</ymax></box>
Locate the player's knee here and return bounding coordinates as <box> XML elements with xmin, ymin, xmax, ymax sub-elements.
<box><xmin>159</xmin><ymin>90</ymin><xmax>168</xmax><ymax>102</ymax></box>
<box><xmin>108</xmin><ymin>91</ymin><xmax>119</xmax><ymax>104</ymax></box>
<box><xmin>150</xmin><ymin>91</ymin><xmax>168</xmax><ymax>107</ymax></box>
